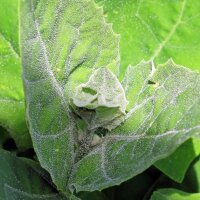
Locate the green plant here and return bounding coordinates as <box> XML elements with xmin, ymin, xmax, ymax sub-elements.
<box><xmin>0</xmin><ymin>0</ymin><xmax>200</xmax><ymax>199</ymax></box>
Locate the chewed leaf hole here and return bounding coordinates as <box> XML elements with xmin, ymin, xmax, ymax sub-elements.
<box><xmin>82</xmin><ymin>87</ymin><xmax>97</xmax><ymax>95</ymax></box>
<box><xmin>148</xmin><ymin>80</ymin><xmax>156</xmax><ymax>85</ymax></box>
<box><xmin>148</xmin><ymin>80</ymin><xmax>160</xmax><ymax>88</ymax></box>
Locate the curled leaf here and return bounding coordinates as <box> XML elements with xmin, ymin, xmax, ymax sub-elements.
<box><xmin>72</xmin><ymin>68</ymin><xmax>128</xmax><ymax>131</ymax></box>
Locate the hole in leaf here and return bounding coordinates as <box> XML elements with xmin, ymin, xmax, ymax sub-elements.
<box><xmin>148</xmin><ymin>80</ymin><xmax>160</xmax><ymax>88</ymax></box>
<box><xmin>148</xmin><ymin>80</ymin><xmax>156</xmax><ymax>85</ymax></box>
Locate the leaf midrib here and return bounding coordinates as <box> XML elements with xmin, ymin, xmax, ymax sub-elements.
<box><xmin>150</xmin><ymin>0</ymin><xmax>187</xmax><ymax>60</ymax></box>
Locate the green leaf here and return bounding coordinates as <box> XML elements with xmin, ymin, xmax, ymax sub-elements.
<box><xmin>96</xmin><ymin>0</ymin><xmax>200</xmax><ymax>76</ymax></box>
<box><xmin>0</xmin><ymin>149</ymin><xmax>66</xmax><ymax>200</ymax></box>
<box><xmin>69</xmin><ymin>60</ymin><xmax>200</xmax><ymax>192</ymax></box>
<box><xmin>155</xmin><ymin>137</ymin><xmax>200</xmax><ymax>183</ymax></box>
<box><xmin>21</xmin><ymin>0</ymin><xmax>119</xmax><ymax>193</ymax></box>
<box><xmin>21</xmin><ymin>0</ymin><xmax>200</xmax><ymax>195</ymax></box>
<box><xmin>179</xmin><ymin>156</ymin><xmax>200</xmax><ymax>193</ymax></box>
<box><xmin>150</xmin><ymin>188</ymin><xmax>200</xmax><ymax>200</ymax></box>
<box><xmin>188</xmin><ymin>157</ymin><xmax>200</xmax><ymax>192</ymax></box>
<box><xmin>0</xmin><ymin>0</ymin><xmax>31</xmax><ymax>149</ymax></box>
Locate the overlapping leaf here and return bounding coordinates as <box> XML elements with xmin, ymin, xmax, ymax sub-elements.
<box><xmin>0</xmin><ymin>149</ymin><xmax>66</xmax><ymax>200</ymax></box>
<box><xmin>150</xmin><ymin>188</ymin><xmax>200</xmax><ymax>200</ymax></box>
<box><xmin>0</xmin><ymin>0</ymin><xmax>31</xmax><ymax>149</ymax></box>
<box><xmin>21</xmin><ymin>0</ymin><xmax>200</xmax><ymax>196</ymax></box>
<box><xmin>155</xmin><ymin>137</ymin><xmax>200</xmax><ymax>182</ymax></box>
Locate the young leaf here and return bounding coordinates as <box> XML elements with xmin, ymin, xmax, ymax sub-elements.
<box><xmin>21</xmin><ymin>0</ymin><xmax>119</xmax><ymax>193</ymax></box>
<box><xmin>155</xmin><ymin>137</ymin><xmax>200</xmax><ymax>183</ymax></box>
<box><xmin>0</xmin><ymin>149</ymin><xmax>66</xmax><ymax>200</ymax></box>
<box><xmin>96</xmin><ymin>0</ymin><xmax>200</xmax><ymax>75</ymax></box>
<box><xmin>21</xmin><ymin>0</ymin><xmax>200</xmax><ymax>195</ymax></box>
<box><xmin>150</xmin><ymin>188</ymin><xmax>200</xmax><ymax>200</ymax></box>
<box><xmin>72</xmin><ymin>67</ymin><xmax>127</xmax><ymax>131</ymax></box>
<box><xmin>0</xmin><ymin>0</ymin><xmax>31</xmax><ymax>149</ymax></box>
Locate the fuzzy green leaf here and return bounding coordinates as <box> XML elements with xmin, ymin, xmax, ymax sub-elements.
<box><xmin>21</xmin><ymin>0</ymin><xmax>119</xmax><ymax>193</ymax></box>
<box><xmin>21</xmin><ymin>0</ymin><xmax>200</xmax><ymax>195</ymax></box>
<box><xmin>72</xmin><ymin>67</ymin><xmax>127</xmax><ymax>131</ymax></box>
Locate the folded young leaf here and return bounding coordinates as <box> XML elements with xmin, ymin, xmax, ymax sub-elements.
<box><xmin>0</xmin><ymin>149</ymin><xmax>66</xmax><ymax>200</ymax></box>
<box><xmin>21</xmin><ymin>0</ymin><xmax>200</xmax><ymax>196</ymax></box>
<box><xmin>150</xmin><ymin>188</ymin><xmax>200</xmax><ymax>200</ymax></box>
<box><xmin>96</xmin><ymin>0</ymin><xmax>200</xmax><ymax>75</ymax></box>
<box><xmin>72</xmin><ymin>67</ymin><xmax>127</xmax><ymax>131</ymax></box>
<box><xmin>0</xmin><ymin>0</ymin><xmax>31</xmax><ymax>149</ymax></box>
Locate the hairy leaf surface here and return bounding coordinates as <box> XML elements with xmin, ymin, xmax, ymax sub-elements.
<box><xmin>21</xmin><ymin>0</ymin><xmax>200</xmax><ymax>195</ymax></box>
<box><xmin>21</xmin><ymin>0</ymin><xmax>119</xmax><ymax>192</ymax></box>
<box><xmin>0</xmin><ymin>149</ymin><xmax>66</xmax><ymax>200</ymax></box>
<box><xmin>72</xmin><ymin>67</ymin><xmax>127</xmax><ymax>131</ymax></box>
<box><xmin>0</xmin><ymin>0</ymin><xmax>31</xmax><ymax>149</ymax></box>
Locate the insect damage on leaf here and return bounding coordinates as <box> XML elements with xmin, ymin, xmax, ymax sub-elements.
<box><xmin>71</xmin><ymin>67</ymin><xmax>128</xmax><ymax>133</ymax></box>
